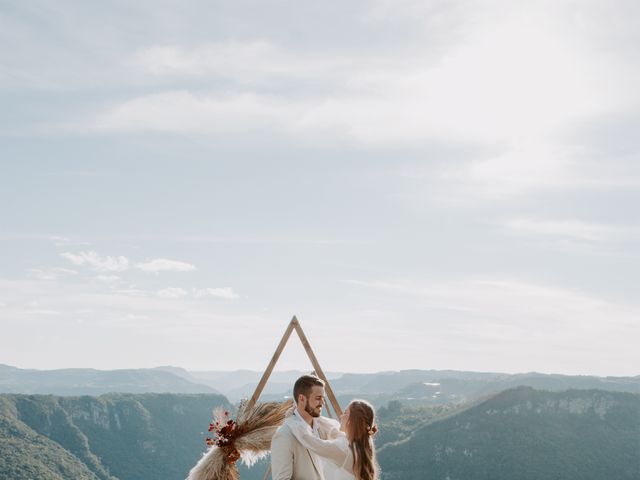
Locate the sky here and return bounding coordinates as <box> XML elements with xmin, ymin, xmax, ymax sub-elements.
<box><xmin>1</xmin><ymin>0</ymin><xmax>639</xmax><ymax>376</ymax></box>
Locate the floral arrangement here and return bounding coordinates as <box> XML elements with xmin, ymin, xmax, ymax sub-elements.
<box><xmin>206</xmin><ymin>409</ymin><xmax>241</xmax><ymax>463</ymax></box>
<box><xmin>187</xmin><ymin>400</ymin><xmax>292</xmax><ymax>480</ymax></box>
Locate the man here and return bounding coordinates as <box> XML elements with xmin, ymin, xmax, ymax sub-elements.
<box><xmin>271</xmin><ymin>374</ymin><xmax>327</xmax><ymax>480</ymax></box>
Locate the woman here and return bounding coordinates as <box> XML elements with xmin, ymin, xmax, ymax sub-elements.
<box><xmin>289</xmin><ymin>399</ymin><xmax>379</xmax><ymax>480</ymax></box>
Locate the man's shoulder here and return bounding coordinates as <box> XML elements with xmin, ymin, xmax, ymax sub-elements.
<box><xmin>273</xmin><ymin>416</ymin><xmax>296</xmax><ymax>438</ymax></box>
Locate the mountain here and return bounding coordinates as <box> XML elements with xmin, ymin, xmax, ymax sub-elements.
<box><xmin>331</xmin><ymin>369</ymin><xmax>640</xmax><ymax>395</ymax></box>
<box><xmin>189</xmin><ymin>368</ymin><xmax>640</xmax><ymax>406</ymax></box>
<box><xmin>2</xmin><ymin>363</ymin><xmax>639</xmax><ymax>408</ymax></box>
<box><xmin>2</xmin><ymin>388</ymin><xmax>638</xmax><ymax>480</ymax></box>
<box><xmin>212</xmin><ymin>369</ymin><xmax>640</xmax><ymax>407</ymax></box>
<box><xmin>378</xmin><ymin>387</ymin><xmax>640</xmax><ymax>480</ymax></box>
<box><xmin>0</xmin><ymin>364</ymin><xmax>216</xmax><ymax>396</ymax></box>
<box><xmin>0</xmin><ymin>396</ymin><xmax>103</xmax><ymax>479</ymax></box>
<box><xmin>328</xmin><ymin>370</ymin><xmax>640</xmax><ymax>407</ymax></box>
<box><xmin>188</xmin><ymin>369</ymin><xmax>344</xmax><ymax>401</ymax></box>
<box><xmin>0</xmin><ymin>393</ymin><xmax>230</xmax><ymax>480</ymax></box>
<box><xmin>187</xmin><ymin>368</ymin><xmax>640</xmax><ymax>406</ymax></box>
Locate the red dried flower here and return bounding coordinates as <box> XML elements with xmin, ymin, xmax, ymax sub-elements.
<box><xmin>205</xmin><ymin>408</ymin><xmax>239</xmax><ymax>451</ymax></box>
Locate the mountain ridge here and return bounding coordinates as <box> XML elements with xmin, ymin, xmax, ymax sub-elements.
<box><xmin>1</xmin><ymin>364</ymin><xmax>639</xmax><ymax>406</ymax></box>
<box><xmin>378</xmin><ymin>386</ymin><xmax>640</xmax><ymax>480</ymax></box>
<box><xmin>0</xmin><ymin>364</ymin><xmax>217</xmax><ymax>396</ymax></box>
<box><xmin>0</xmin><ymin>392</ymin><xmax>231</xmax><ymax>480</ymax></box>
<box><xmin>1</xmin><ymin>388</ymin><xmax>638</xmax><ymax>480</ymax></box>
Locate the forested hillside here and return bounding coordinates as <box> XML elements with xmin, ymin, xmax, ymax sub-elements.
<box><xmin>0</xmin><ymin>393</ymin><xmax>229</xmax><ymax>480</ymax></box>
<box><xmin>378</xmin><ymin>387</ymin><xmax>640</xmax><ymax>480</ymax></box>
<box><xmin>1</xmin><ymin>388</ymin><xmax>638</xmax><ymax>480</ymax></box>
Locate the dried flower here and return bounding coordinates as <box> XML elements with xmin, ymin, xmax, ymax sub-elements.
<box><xmin>188</xmin><ymin>400</ymin><xmax>292</xmax><ymax>480</ymax></box>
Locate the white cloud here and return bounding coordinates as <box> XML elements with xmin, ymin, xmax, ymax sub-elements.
<box><xmin>336</xmin><ymin>276</ymin><xmax>640</xmax><ymax>375</ymax></box>
<box><xmin>28</xmin><ymin>267</ymin><xmax>78</xmax><ymax>280</ymax></box>
<box><xmin>50</xmin><ymin>235</ymin><xmax>70</xmax><ymax>243</ymax></box>
<box><xmin>57</xmin><ymin>268</ymin><xmax>78</xmax><ymax>275</ymax></box>
<box><xmin>343</xmin><ymin>277</ymin><xmax>633</xmax><ymax>333</ymax></box>
<box><xmin>437</xmin><ymin>143</ymin><xmax>580</xmax><ymax>200</ymax></box>
<box><xmin>0</xmin><ymin>277</ymin><xmax>264</xmax><ymax>367</ymax></box>
<box><xmin>50</xmin><ymin>235</ymin><xmax>90</xmax><ymax>247</ymax></box>
<box><xmin>121</xmin><ymin>313</ymin><xmax>151</xmax><ymax>323</ymax></box>
<box><xmin>61</xmin><ymin>251</ymin><xmax>129</xmax><ymax>272</ymax></box>
<box><xmin>95</xmin><ymin>275</ymin><xmax>121</xmax><ymax>283</ymax></box>
<box><xmin>115</xmin><ymin>287</ymin><xmax>148</xmax><ymax>297</ymax></box>
<box><xmin>433</xmin><ymin>141</ymin><xmax>640</xmax><ymax>204</ymax></box>
<box><xmin>22</xmin><ymin>309</ymin><xmax>61</xmax><ymax>316</ymax></box>
<box><xmin>132</xmin><ymin>41</ymin><xmax>323</xmax><ymax>80</ymax></box>
<box><xmin>193</xmin><ymin>287</ymin><xmax>239</xmax><ymax>300</ymax></box>
<box><xmin>92</xmin><ymin>90</ymin><xmax>303</xmax><ymax>135</ymax></box>
<box><xmin>136</xmin><ymin>258</ymin><xmax>197</xmax><ymax>273</ymax></box>
<box><xmin>75</xmin><ymin>3</ymin><xmax>640</xmax><ymax>208</ymax></box>
<box><xmin>91</xmin><ymin>7</ymin><xmax>631</xmax><ymax>145</ymax></box>
<box><xmin>501</xmin><ymin>218</ymin><xmax>640</xmax><ymax>243</ymax></box>
<box><xmin>156</xmin><ymin>287</ymin><xmax>189</xmax><ymax>299</ymax></box>
<box><xmin>28</xmin><ymin>269</ymin><xmax>59</xmax><ymax>281</ymax></box>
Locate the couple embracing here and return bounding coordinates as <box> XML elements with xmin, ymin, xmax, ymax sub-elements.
<box><xmin>271</xmin><ymin>375</ymin><xmax>379</xmax><ymax>480</ymax></box>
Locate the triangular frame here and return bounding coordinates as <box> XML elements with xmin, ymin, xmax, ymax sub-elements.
<box><xmin>245</xmin><ymin>316</ymin><xmax>343</xmax><ymax>479</ymax></box>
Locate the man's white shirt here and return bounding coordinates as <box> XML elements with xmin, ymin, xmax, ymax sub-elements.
<box><xmin>270</xmin><ymin>409</ymin><xmax>326</xmax><ymax>480</ymax></box>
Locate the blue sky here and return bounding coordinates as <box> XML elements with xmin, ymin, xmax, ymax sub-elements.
<box><xmin>1</xmin><ymin>0</ymin><xmax>639</xmax><ymax>375</ymax></box>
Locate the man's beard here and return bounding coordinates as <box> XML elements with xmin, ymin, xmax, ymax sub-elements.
<box><xmin>305</xmin><ymin>403</ymin><xmax>322</xmax><ymax>418</ymax></box>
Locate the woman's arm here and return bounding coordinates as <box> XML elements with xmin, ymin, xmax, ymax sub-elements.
<box><xmin>315</xmin><ymin>416</ymin><xmax>342</xmax><ymax>440</ymax></box>
<box><xmin>289</xmin><ymin>424</ymin><xmax>351</xmax><ymax>471</ymax></box>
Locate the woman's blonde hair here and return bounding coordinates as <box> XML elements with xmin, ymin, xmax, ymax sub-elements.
<box><xmin>346</xmin><ymin>399</ymin><xmax>379</xmax><ymax>480</ymax></box>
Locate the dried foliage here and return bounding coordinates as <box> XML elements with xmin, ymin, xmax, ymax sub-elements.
<box><xmin>187</xmin><ymin>400</ymin><xmax>292</xmax><ymax>480</ymax></box>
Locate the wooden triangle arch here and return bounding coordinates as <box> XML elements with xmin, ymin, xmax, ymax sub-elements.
<box><xmin>245</xmin><ymin>316</ymin><xmax>343</xmax><ymax>480</ymax></box>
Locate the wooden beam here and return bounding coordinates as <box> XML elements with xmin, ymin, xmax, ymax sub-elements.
<box><xmin>247</xmin><ymin>315</ymin><xmax>344</xmax><ymax>480</ymax></box>
<box><xmin>262</xmin><ymin>465</ymin><xmax>272</xmax><ymax>480</ymax></box>
<box><xmin>311</xmin><ymin>369</ymin><xmax>334</xmax><ymax>419</ymax></box>
<box><xmin>292</xmin><ymin>317</ymin><xmax>343</xmax><ymax>417</ymax></box>
<box><xmin>247</xmin><ymin>317</ymin><xmax>296</xmax><ymax>410</ymax></box>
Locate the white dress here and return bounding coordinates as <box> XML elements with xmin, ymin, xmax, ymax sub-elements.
<box><xmin>290</xmin><ymin>417</ymin><xmax>355</xmax><ymax>480</ymax></box>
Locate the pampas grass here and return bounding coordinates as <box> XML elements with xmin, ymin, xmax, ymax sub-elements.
<box><xmin>187</xmin><ymin>400</ymin><xmax>292</xmax><ymax>480</ymax></box>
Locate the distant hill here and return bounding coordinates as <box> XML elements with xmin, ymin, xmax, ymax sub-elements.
<box><xmin>188</xmin><ymin>369</ymin><xmax>344</xmax><ymax>401</ymax></box>
<box><xmin>0</xmin><ymin>393</ymin><xmax>230</xmax><ymax>480</ymax></box>
<box><xmin>2</xmin><ymin>364</ymin><xmax>639</xmax><ymax>408</ymax></box>
<box><xmin>187</xmin><ymin>368</ymin><xmax>640</xmax><ymax>406</ymax></box>
<box><xmin>217</xmin><ymin>369</ymin><xmax>640</xmax><ymax>407</ymax></box>
<box><xmin>332</xmin><ymin>368</ymin><xmax>640</xmax><ymax>394</ymax></box>
<box><xmin>0</xmin><ymin>364</ymin><xmax>216</xmax><ymax>396</ymax></box>
<box><xmin>378</xmin><ymin>387</ymin><xmax>640</xmax><ymax>480</ymax></box>
<box><xmin>1</xmin><ymin>388</ymin><xmax>638</xmax><ymax>480</ymax></box>
<box><xmin>329</xmin><ymin>370</ymin><xmax>640</xmax><ymax>407</ymax></box>
<box><xmin>0</xmin><ymin>396</ymin><xmax>104</xmax><ymax>479</ymax></box>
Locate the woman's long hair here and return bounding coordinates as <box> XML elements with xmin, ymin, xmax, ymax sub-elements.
<box><xmin>346</xmin><ymin>400</ymin><xmax>379</xmax><ymax>480</ymax></box>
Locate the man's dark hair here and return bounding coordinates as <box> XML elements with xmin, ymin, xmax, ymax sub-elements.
<box><xmin>293</xmin><ymin>374</ymin><xmax>324</xmax><ymax>402</ymax></box>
